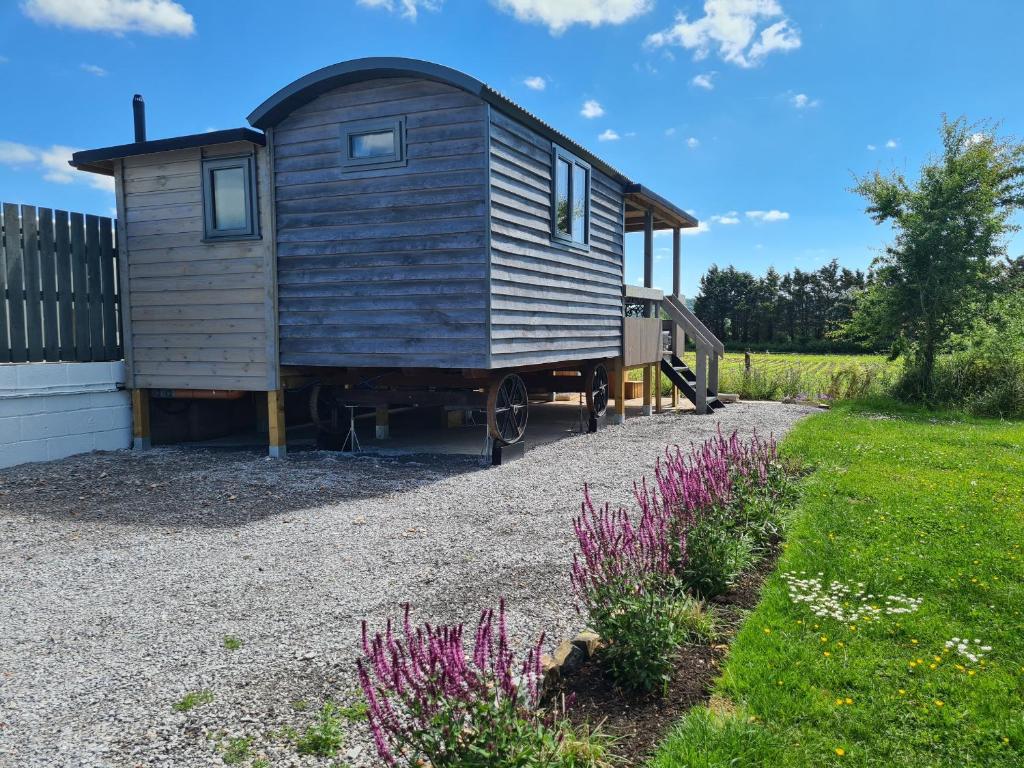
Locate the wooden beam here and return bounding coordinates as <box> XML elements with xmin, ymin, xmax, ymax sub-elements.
<box><xmin>655</xmin><ymin>363</ymin><xmax>663</xmax><ymax>414</ymax></box>
<box><xmin>643</xmin><ymin>208</ymin><xmax>654</xmax><ymax>289</ymax></box>
<box><xmin>642</xmin><ymin>364</ymin><xmax>653</xmax><ymax>417</ymax></box>
<box><xmin>612</xmin><ymin>357</ymin><xmax>626</xmax><ymax>424</ymax></box>
<box><xmin>672</xmin><ymin>227</ymin><xmax>681</xmax><ymax>298</ymax></box>
<box><xmin>696</xmin><ymin>353</ymin><xmax>708</xmax><ymax>415</ymax></box>
<box><xmin>131</xmin><ymin>389</ymin><xmax>150</xmax><ymax>450</ymax></box>
<box><xmin>268</xmin><ymin>389</ymin><xmax>286</xmax><ymax>458</ymax></box>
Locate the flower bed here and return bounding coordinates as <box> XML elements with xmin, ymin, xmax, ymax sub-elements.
<box><xmin>355</xmin><ymin>429</ymin><xmax>798</xmax><ymax>766</ymax></box>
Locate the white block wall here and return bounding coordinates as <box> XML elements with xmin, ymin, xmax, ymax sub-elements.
<box><xmin>0</xmin><ymin>362</ymin><xmax>131</xmax><ymax>469</ymax></box>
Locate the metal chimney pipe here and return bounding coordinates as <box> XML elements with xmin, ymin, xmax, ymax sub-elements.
<box><xmin>132</xmin><ymin>94</ymin><xmax>146</xmax><ymax>143</ymax></box>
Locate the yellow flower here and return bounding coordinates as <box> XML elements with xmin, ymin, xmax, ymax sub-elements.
<box><xmin>845</xmin><ymin>697</ymin><xmax>853</xmax><ymax>705</ymax></box>
<box><xmin>835</xmin><ymin>698</ymin><xmax>844</xmax><ymax>705</ymax></box>
<box><xmin>898</xmin><ymin>689</ymin><xmax>906</xmax><ymax>695</ymax></box>
<box><xmin>821</xmin><ymin>636</ymin><xmax>829</xmax><ymax>642</ymax></box>
<box><xmin>823</xmin><ymin>651</ymin><xmax>831</xmax><ymax>657</ymax></box>
<box><xmin>764</xmin><ymin>627</ymin><xmax>772</xmax><ymax>635</ymax></box>
<box><xmin>835</xmin><ymin>748</ymin><xmax>846</xmax><ymax>757</ymax></box>
<box><xmin>934</xmin><ymin>700</ymin><xmax>944</xmax><ymax>707</ymax></box>
<box><xmin>929</xmin><ymin>664</ymin><xmax>937</xmax><ymax>670</ymax></box>
<box><xmin>911</xmin><ymin>639</ymin><xmax>918</xmax><ymax>645</ymax></box>
<box><xmin>968</xmin><ymin>670</ymin><xmax>976</xmax><ymax>676</ymax></box>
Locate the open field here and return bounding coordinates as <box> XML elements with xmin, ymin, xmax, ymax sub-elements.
<box><xmin>683</xmin><ymin>352</ymin><xmax>899</xmax><ymax>402</ymax></box>
<box><xmin>652</xmin><ymin>401</ymin><xmax>1024</xmax><ymax>767</ymax></box>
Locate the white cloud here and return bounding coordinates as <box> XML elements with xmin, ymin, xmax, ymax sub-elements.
<box><xmin>80</xmin><ymin>62</ymin><xmax>107</xmax><ymax>76</ymax></box>
<box><xmin>790</xmin><ymin>92</ymin><xmax>819</xmax><ymax>109</ymax></box>
<box><xmin>711</xmin><ymin>211</ymin><xmax>740</xmax><ymax>224</ymax></box>
<box><xmin>686</xmin><ymin>136</ymin><xmax>700</xmax><ymax>149</ymax></box>
<box><xmin>598</xmin><ymin>128</ymin><xmax>620</xmax><ymax>141</ymax></box>
<box><xmin>523</xmin><ymin>75</ymin><xmax>546</xmax><ymax>90</ymax></box>
<box><xmin>494</xmin><ymin>0</ymin><xmax>653</xmax><ymax>34</ymax></box>
<box><xmin>682</xmin><ymin>220</ymin><xmax>711</xmax><ymax>236</ymax></box>
<box><xmin>356</xmin><ymin>0</ymin><xmax>441</xmax><ymax>19</ymax></box>
<box><xmin>664</xmin><ymin>127</ymin><xmax>676</xmax><ymax>136</ymax></box>
<box><xmin>691</xmin><ymin>71</ymin><xmax>716</xmax><ymax>89</ymax></box>
<box><xmin>746</xmin><ymin>209</ymin><xmax>789</xmax><ymax>222</ymax></box>
<box><xmin>885</xmin><ymin>138</ymin><xmax>898</xmax><ymax>148</ymax></box>
<box><xmin>581</xmin><ymin>99</ymin><xmax>605</xmax><ymax>118</ymax></box>
<box><xmin>0</xmin><ymin>55</ymin><xmax>8</xmax><ymax>64</ymax></box>
<box><xmin>646</xmin><ymin>0</ymin><xmax>801</xmax><ymax>68</ymax></box>
<box><xmin>0</xmin><ymin>141</ymin><xmax>37</xmax><ymax>165</ymax></box>
<box><xmin>866</xmin><ymin>143</ymin><xmax>876</xmax><ymax>151</ymax></box>
<box><xmin>0</xmin><ymin>139</ymin><xmax>113</xmax><ymax>192</ymax></box>
<box><xmin>22</xmin><ymin>0</ymin><xmax>195</xmax><ymax>36</ymax></box>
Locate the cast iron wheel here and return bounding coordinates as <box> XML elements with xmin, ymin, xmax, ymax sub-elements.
<box><xmin>585</xmin><ymin>363</ymin><xmax>610</xmax><ymax>417</ymax></box>
<box><xmin>309</xmin><ymin>383</ymin><xmax>344</xmax><ymax>435</ymax></box>
<box><xmin>486</xmin><ymin>373</ymin><xmax>529</xmax><ymax>445</ymax></box>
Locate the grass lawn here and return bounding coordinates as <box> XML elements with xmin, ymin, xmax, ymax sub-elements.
<box><xmin>651</xmin><ymin>401</ymin><xmax>1024</xmax><ymax>767</ymax></box>
<box><xmin>632</xmin><ymin>352</ymin><xmax>899</xmax><ymax>402</ymax></box>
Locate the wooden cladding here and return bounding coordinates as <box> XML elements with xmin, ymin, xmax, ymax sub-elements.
<box><xmin>623</xmin><ymin>317</ymin><xmax>663</xmax><ymax>367</ymax></box>
<box><xmin>0</xmin><ymin>202</ymin><xmax>121</xmax><ymax>363</ymax></box>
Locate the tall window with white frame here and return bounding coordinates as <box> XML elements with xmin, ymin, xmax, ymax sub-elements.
<box><xmin>552</xmin><ymin>145</ymin><xmax>590</xmax><ymax>247</ymax></box>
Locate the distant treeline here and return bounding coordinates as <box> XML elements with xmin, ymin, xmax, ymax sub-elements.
<box><xmin>693</xmin><ymin>260</ymin><xmax>870</xmax><ymax>352</ymax></box>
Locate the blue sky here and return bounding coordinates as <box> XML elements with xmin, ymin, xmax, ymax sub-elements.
<box><xmin>1</xmin><ymin>0</ymin><xmax>1021</xmax><ymax>298</ymax></box>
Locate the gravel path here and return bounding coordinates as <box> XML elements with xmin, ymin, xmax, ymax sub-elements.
<box><xmin>0</xmin><ymin>402</ymin><xmax>816</xmax><ymax>768</ymax></box>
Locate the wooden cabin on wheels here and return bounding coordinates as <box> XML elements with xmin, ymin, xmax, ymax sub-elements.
<box><xmin>70</xmin><ymin>58</ymin><xmax>725</xmax><ymax>461</ymax></box>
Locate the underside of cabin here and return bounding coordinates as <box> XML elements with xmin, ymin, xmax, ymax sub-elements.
<box><xmin>70</xmin><ymin>58</ymin><xmax>725</xmax><ymax>461</ymax></box>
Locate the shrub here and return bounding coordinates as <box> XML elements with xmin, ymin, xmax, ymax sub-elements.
<box><xmin>359</xmin><ymin>600</ymin><xmax>605</xmax><ymax>767</ymax></box>
<box><xmin>679</xmin><ymin>513</ymin><xmax>753</xmax><ymax>599</ymax></box>
<box><xmin>571</xmin><ymin>431</ymin><xmax>786</xmax><ymax>688</ymax></box>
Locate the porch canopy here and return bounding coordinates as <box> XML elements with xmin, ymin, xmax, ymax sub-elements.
<box><xmin>623</xmin><ymin>183</ymin><xmax>699</xmax><ymax>297</ymax></box>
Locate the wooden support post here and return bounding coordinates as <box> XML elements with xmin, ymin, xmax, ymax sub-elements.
<box><xmin>642</xmin><ymin>364</ymin><xmax>653</xmax><ymax>416</ymax></box>
<box><xmin>644</xmin><ymin>209</ymin><xmax>654</xmax><ymax>289</ymax></box>
<box><xmin>131</xmin><ymin>389</ymin><xmax>150</xmax><ymax>450</ymax></box>
<box><xmin>696</xmin><ymin>353</ymin><xmax>708</xmax><ymax>415</ymax></box>
<box><xmin>655</xmin><ymin>363</ymin><xmax>663</xmax><ymax>413</ymax></box>
<box><xmin>672</xmin><ymin>227</ymin><xmax>681</xmax><ymax>298</ymax></box>
<box><xmin>375</xmin><ymin>406</ymin><xmax>390</xmax><ymax>440</ymax></box>
<box><xmin>710</xmin><ymin>354</ymin><xmax>720</xmax><ymax>399</ymax></box>
<box><xmin>268</xmin><ymin>389</ymin><xmax>286</xmax><ymax>459</ymax></box>
<box><xmin>612</xmin><ymin>358</ymin><xmax>626</xmax><ymax>424</ymax></box>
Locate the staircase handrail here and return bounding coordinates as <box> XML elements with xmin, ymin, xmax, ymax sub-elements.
<box><xmin>663</xmin><ymin>295</ymin><xmax>726</xmax><ymax>357</ymax></box>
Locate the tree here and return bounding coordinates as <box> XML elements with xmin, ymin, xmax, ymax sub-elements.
<box><xmin>847</xmin><ymin>116</ymin><xmax>1024</xmax><ymax>397</ymax></box>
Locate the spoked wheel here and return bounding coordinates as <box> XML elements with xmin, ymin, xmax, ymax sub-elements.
<box><xmin>309</xmin><ymin>383</ymin><xmax>344</xmax><ymax>435</ymax></box>
<box><xmin>585</xmin><ymin>363</ymin><xmax>610</xmax><ymax>417</ymax></box>
<box><xmin>486</xmin><ymin>373</ymin><xmax>529</xmax><ymax>445</ymax></box>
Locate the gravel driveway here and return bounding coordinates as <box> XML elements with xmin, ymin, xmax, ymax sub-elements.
<box><xmin>0</xmin><ymin>402</ymin><xmax>816</xmax><ymax>768</ymax></box>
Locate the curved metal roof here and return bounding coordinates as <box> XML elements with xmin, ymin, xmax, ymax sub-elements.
<box><xmin>248</xmin><ymin>57</ymin><xmax>630</xmax><ymax>182</ymax></box>
<box><xmin>247</xmin><ymin>57</ymin><xmax>698</xmax><ymax>228</ymax></box>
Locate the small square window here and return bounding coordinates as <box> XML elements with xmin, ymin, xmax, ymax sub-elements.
<box><xmin>341</xmin><ymin>118</ymin><xmax>406</xmax><ymax>170</ymax></box>
<box><xmin>552</xmin><ymin>145</ymin><xmax>590</xmax><ymax>247</ymax></box>
<box><xmin>201</xmin><ymin>155</ymin><xmax>258</xmax><ymax>240</ymax></box>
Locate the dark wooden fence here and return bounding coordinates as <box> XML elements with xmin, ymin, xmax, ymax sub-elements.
<box><xmin>0</xmin><ymin>202</ymin><xmax>121</xmax><ymax>363</ymax></box>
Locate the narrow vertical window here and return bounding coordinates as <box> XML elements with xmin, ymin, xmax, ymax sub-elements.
<box><xmin>555</xmin><ymin>157</ymin><xmax>571</xmax><ymax>237</ymax></box>
<box><xmin>551</xmin><ymin>145</ymin><xmax>591</xmax><ymax>247</ymax></box>
<box><xmin>202</xmin><ymin>156</ymin><xmax>257</xmax><ymax>240</ymax></box>
<box><xmin>572</xmin><ymin>163</ymin><xmax>588</xmax><ymax>244</ymax></box>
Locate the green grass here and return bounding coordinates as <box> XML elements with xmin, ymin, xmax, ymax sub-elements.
<box><xmin>630</xmin><ymin>352</ymin><xmax>898</xmax><ymax>402</ymax></box>
<box><xmin>651</xmin><ymin>401</ymin><xmax>1024</xmax><ymax>767</ymax></box>
<box><xmin>172</xmin><ymin>689</ymin><xmax>214</xmax><ymax>713</ymax></box>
